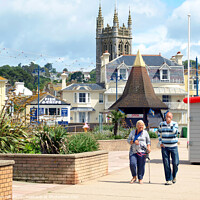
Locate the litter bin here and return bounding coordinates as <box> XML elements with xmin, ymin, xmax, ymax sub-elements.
<box><xmin>182</xmin><ymin>127</ymin><xmax>187</xmax><ymax>138</ymax></box>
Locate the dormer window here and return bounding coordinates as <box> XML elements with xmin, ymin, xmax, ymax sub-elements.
<box><xmin>119</xmin><ymin>69</ymin><xmax>127</xmax><ymax>80</ymax></box>
<box><xmin>117</xmin><ymin>61</ymin><xmax>128</xmax><ymax>80</ymax></box>
<box><xmin>159</xmin><ymin>63</ymin><xmax>170</xmax><ymax>81</ymax></box>
<box><xmin>161</xmin><ymin>69</ymin><xmax>169</xmax><ymax>80</ymax></box>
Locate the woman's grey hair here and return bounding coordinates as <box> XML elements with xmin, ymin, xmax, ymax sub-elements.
<box><xmin>136</xmin><ymin>120</ymin><xmax>146</xmax><ymax>130</ymax></box>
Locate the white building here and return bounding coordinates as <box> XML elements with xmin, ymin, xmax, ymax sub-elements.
<box><xmin>14</xmin><ymin>82</ymin><xmax>32</xmax><ymax>96</ymax></box>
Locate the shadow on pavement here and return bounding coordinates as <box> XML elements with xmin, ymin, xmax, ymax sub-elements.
<box><xmin>98</xmin><ymin>180</ymin><xmax>164</xmax><ymax>185</ymax></box>
<box><xmin>149</xmin><ymin>159</ymin><xmax>190</xmax><ymax>165</ymax></box>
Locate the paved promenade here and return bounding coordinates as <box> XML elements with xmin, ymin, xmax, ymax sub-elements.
<box><xmin>13</xmin><ymin>139</ymin><xmax>200</xmax><ymax>200</ymax></box>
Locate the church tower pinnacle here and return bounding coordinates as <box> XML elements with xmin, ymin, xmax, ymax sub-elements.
<box><xmin>96</xmin><ymin>4</ymin><xmax>133</xmax><ymax>83</ymax></box>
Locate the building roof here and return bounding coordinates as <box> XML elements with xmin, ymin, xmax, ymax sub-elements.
<box><xmin>154</xmin><ymin>87</ymin><xmax>187</xmax><ymax>95</ymax></box>
<box><xmin>63</xmin><ymin>83</ymin><xmax>105</xmax><ymax>91</ymax></box>
<box><xmin>26</xmin><ymin>92</ymin><xmax>70</xmax><ymax>105</ymax></box>
<box><xmin>0</xmin><ymin>76</ymin><xmax>7</xmax><ymax>81</ymax></box>
<box><xmin>106</xmin><ymin>54</ymin><xmax>184</xmax><ymax>83</ymax></box>
<box><xmin>110</xmin><ymin>51</ymin><xmax>168</xmax><ymax>110</ymax></box>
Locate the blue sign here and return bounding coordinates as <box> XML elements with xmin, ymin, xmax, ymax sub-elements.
<box><xmin>30</xmin><ymin>108</ymin><xmax>44</xmax><ymax>122</ymax></box>
<box><xmin>58</xmin><ymin>121</ymin><xmax>68</xmax><ymax>126</ymax></box>
<box><xmin>61</xmin><ymin>108</ymin><xmax>68</xmax><ymax>117</ymax></box>
<box><xmin>30</xmin><ymin>108</ymin><xmax>37</xmax><ymax>122</ymax></box>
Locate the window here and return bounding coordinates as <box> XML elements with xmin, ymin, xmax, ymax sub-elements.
<box><xmin>118</xmin><ymin>41</ymin><xmax>123</xmax><ymax>56</ymax></box>
<box><xmin>99</xmin><ymin>93</ymin><xmax>103</xmax><ymax>103</ymax></box>
<box><xmin>120</xmin><ymin>69</ymin><xmax>127</xmax><ymax>80</ymax></box>
<box><xmin>124</xmin><ymin>42</ymin><xmax>129</xmax><ymax>54</ymax></box>
<box><xmin>79</xmin><ymin>112</ymin><xmax>86</xmax><ymax>123</ymax></box>
<box><xmin>74</xmin><ymin>93</ymin><xmax>90</xmax><ymax>103</ymax></box>
<box><xmin>79</xmin><ymin>93</ymin><xmax>86</xmax><ymax>102</ymax></box>
<box><xmin>109</xmin><ymin>43</ymin><xmax>112</xmax><ymax>61</ymax></box>
<box><xmin>49</xmin><ymin>108</ymin><xmax>56</xmax><ymax>115</ymax></box>
<box><xmin>162</xmin><ymin>95</ymin><xmax>171</xmax><ymax>102</ymax></box>
<box><xmin>161</xmin><ymin>69</ymin><xmax>169</xmax><ymax>80</ymax></box>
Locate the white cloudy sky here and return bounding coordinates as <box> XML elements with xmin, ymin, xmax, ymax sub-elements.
<box><xmin>0</xmin><ymin>0</ymin><xmax>199</xmax><ymax>72</ymax></box>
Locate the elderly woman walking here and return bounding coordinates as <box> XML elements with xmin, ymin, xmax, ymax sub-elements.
<box><xmin>127</xmin><ymin>120</ymin><xmax>151</xmax><ymax>184</ymax></box>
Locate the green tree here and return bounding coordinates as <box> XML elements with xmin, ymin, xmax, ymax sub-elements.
<box><xmin>63</xmin><ymin>68</ymin><xmax>68</xmax><ymax>72</ymax></box>
<box><xmin>89</xmin><ymin>69</ymin><xmax>96</xmax><ymax>83</ymax></box>
<box><xmin>51</xmin><ymin>68</ymin><xmax>57</xmax><ymax>73</ymax></box>
<box><xmin>70</xmin><ymin>71</ymin><xmax>84</xmax><ymax>82</ymax></box>
<box><xmin>108</xmin><ymin>110</ymin><xmax>126</xmax><ymax>136</ymax></box>
<box><xmin>183</xmin><ymin>60</ymin><xmax>197</xmax><ymax>69</ymax></box>
<box><xmin>44</xmin><ymin>63</ymin><xmax>53</xmax><ymax>71</ymax></box>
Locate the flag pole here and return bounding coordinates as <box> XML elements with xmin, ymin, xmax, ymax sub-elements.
<box><xmin>187</xmin><ymin>14</ymin><xmax>191</xmax><ymax>150</ymax></box>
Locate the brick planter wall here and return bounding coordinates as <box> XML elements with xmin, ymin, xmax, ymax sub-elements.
<box><xmin>0</xmin><ymin>160</ymin><xmax>15</xmax><ymax>200</ymax></box>
<box><xmin>0</xmin><ymin>151</ymin><xmax>108</xmax><ymax>185</ymax></box>
<box><xmin>98</xmin><ymin>138</ymin><xmax>158</xmax><ymax>151</ymax></box>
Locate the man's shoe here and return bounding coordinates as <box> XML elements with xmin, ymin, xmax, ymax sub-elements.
<box><xmin>165</xmin><ymin>181</ymin><xmax>172</xmax><ymax>185</ymax></box>
<box><xmin>172</xmin><ymin>178</ymin><xmax>176</xmax><ymax>184</ymax></box>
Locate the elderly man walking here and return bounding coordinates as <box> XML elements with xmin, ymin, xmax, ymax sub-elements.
<box><xmin>158</xmin><ymin>112</ymin><xmax>179</xmax><ymax>185</ymax></box>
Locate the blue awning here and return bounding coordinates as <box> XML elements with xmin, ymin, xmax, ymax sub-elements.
<box><xmin>71</xmin><ymin>107</ymin><xmax>95</xmax><ymax>112</ymax></box>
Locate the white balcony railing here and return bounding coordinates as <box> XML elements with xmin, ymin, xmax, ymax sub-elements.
<box><xmin>151</xmin><ymin>79</ymin><xmax>183</xmax><ymax>83</ymax></box>
<box><xmin>105</xmin><ymin>101</ymin><xmax>187</xmax><ymax>110</ymax></box>
<box><xmin>164</xmin><ymin>102</ymin><xmax>187</xmax><ymax>110</ymax></box>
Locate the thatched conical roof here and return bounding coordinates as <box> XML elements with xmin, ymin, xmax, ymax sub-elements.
<box><xmin>109</xmin><ymin>50</ymin><xmax>168</xmax><ymax>110</ymax></box>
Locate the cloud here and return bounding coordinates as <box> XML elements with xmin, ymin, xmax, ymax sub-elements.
<box><xmin>0</xmin><ymin>0</ymin><xmax>199</xmax><ymax>71</ymax></box>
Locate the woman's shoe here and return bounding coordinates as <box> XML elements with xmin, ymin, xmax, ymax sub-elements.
<box><xmin>130</xmin><ymin>177</ymin><xmax>137</xmax><ymax>184</ymax></box>
<box><xmin>139</xmin><ymin>179</ymin><xmax>143</xmax><ymax>184</ymax></box>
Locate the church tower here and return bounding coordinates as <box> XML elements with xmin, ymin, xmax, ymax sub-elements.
<box><xmin>96</xmin><ymin>4</ymin><xmax>132</xmax><ymax>83</ymax></box>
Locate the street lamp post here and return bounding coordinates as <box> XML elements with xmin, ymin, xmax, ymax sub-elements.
<box><xmin>111</xmin><ymin>71</ymin><xmax>122</xmax><ymax>101</ymax></box>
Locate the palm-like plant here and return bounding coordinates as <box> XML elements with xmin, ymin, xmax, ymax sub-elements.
<box><xmin>35</xmin><ymin>125</ymin><xmax>68</xmax><ymax>154</ymax></box>
<box><xmin>108</xmin><ymin>110</ymin><xmax>126</xmax><ymax>136</ymax></box>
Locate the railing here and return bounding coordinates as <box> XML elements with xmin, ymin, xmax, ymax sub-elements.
<box><xmin>151</xmin><ymin>79</ymin><xmax>183</xmax><ymax>83</ymax></box>
<box><xmin>164</xmin><ymin>102</ymin><xmax>187</xmax><ymax>110</ymax></box>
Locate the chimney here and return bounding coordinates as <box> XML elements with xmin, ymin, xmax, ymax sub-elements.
<box><xmin>101</xmin><ymin>50</ymin><xmax>110</xmax><ymax>67</ymax></box>
<box><xmin>170</xmin><ymin>56</ymin><xmax>176</xmax><ymax>62</ymax></box>
<box><xmin>61</xmin><ymin>72</ymin><xmax>68</xmax><ymax>89</ymax></box>
<box><xmin>175</xmin><ymin>51</ymin><xmax>183</xmax><ymax>65</ymax></box>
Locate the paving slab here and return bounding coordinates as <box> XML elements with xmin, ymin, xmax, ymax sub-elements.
<box><xmin>13</xmin><ymin>138</ymin><xmax>200</xmax><ymax>200</ymax></box>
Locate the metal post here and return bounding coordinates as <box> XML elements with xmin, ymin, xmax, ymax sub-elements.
<box><xmin>116</xmin><ymin>72</ymin><xmax>118</xmax><ymax>101</ymax></box>
<box><xmin>196</xmin><ymin>57</ymin><xmax>198</xmax><ymax>96</ymax></box>
<box><xmin>115</xmin><ymin>72</ymin><xmax>118</xmax><ymax>101</ymax></box>
<box><xmin>187</xmin><ymin>14</ymin><xmax>191</xmax><ymax>150</ymax></box>
<box><xmin>38</xmin><ymin>64</ymin><xmax>40</xmax><ymax>124</ymax></box>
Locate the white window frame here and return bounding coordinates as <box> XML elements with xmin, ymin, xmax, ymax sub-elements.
<box><xmin>99</xmin><ymin>93</ymin><xmax>104</xmax><ymax>103</ymax></box>
<box><xmin>117</xmin><ymin>61</ymin><xmax>128</xmax><ymax>80</ymax></box>
<box><xmin>160</xmin><ymin>69</ymin><xmax>170</xmax><ymax>81</ymax></box>
<box><xmin>74</xmin><ymin>93</ymin><xmax>91</xmax><ymax>103</ymax></box>
<box><xmin>162</xmin><ymin>95</ymin><xmax>171</xmax><ymax>102</ymax></box>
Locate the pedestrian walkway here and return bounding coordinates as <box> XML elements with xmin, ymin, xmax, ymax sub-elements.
<box><xmin>13</xmin><ymin>139</ymin><xmax>200</xmax><ymax>200</ymax></box>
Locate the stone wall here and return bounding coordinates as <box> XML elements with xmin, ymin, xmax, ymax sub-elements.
<box><xmin>0</xmin><ymin>160</ymin><xmax>15</xmax><ymax>200</ymax></box>
<box><xmin>98</xmin><ymin>138</ymin><xmax>158</xmax><ymax>151</ymax></box>
<box><xmin>0</xmin><ymin>151</ymin><xmax>108</xmax><ymax>185</ymax></box>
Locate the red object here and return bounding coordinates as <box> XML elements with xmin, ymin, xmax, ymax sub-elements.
<box><xmin>183</xmin><ymin>96</ymin><xmax>200</xmax><ymax>104</ymax></box>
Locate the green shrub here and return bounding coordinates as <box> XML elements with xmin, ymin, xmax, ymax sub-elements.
<box><xmin>148</xmin><ymin>131</ymin><xmax>158</xmax><ymax>138</ymax></box>
<box><xmin>64</xmin><ymin>133</ymin><xmax>99</xmax><ymax>154</ymax></box>
<box><xmin>34</xmin><ymin>125</ymin><xmax>68</xmax><ymax>154</ymax></box>
<box><xmin>0</xmin><ymin>107</ymin><xmax>30</xmax><ymax>153</ymax></box>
